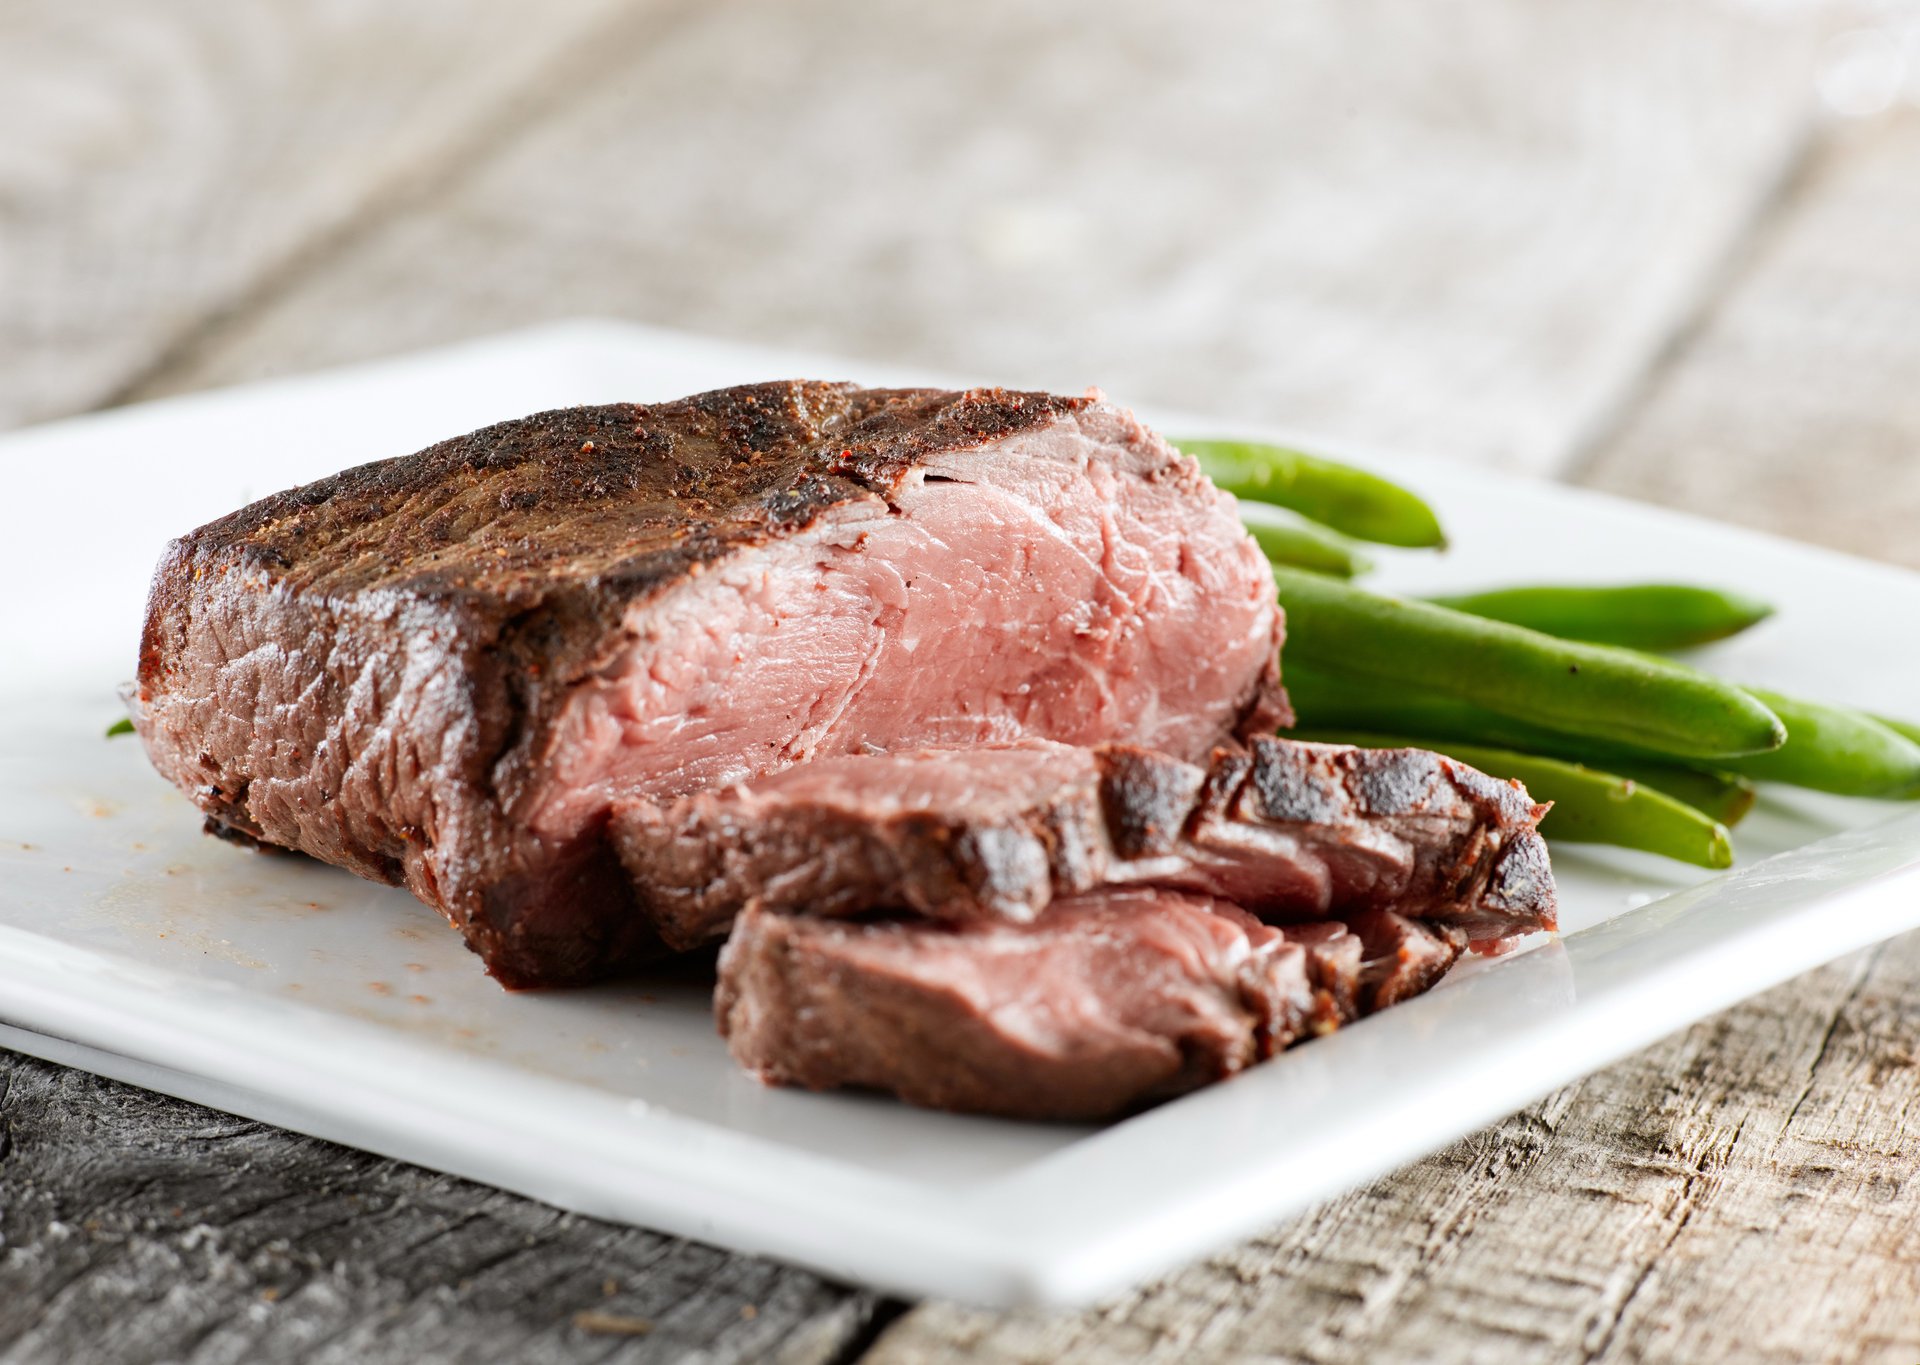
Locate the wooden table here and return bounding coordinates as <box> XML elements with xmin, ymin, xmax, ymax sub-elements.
<box><xmin>4</xmin><ymin>3</ymin><xmax>1918</xmax><ymax>1359</ymax></box>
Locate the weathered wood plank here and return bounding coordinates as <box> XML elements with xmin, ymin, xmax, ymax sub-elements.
<box><xmin>1580</xmin><ymin>113</ymin><xmax>1920</xmax><ymax>571</ymax></box>
<box><xmin>0</xmin><ymin>0</ymin><xmax>676</xmax><ymax>433</ymax></box>
<box><xmin>866</xmin><ymin>931</ymin><xmax>1920</xmax><ymax>1364</ymax></box>
<box><xmin>0</xmin><ymin>1052</ymin><xmax>886</xmax><ymax>1364</ymax></box>
<box><xmin>119</xmin><ymin>0</ymin><xmax>1822</xmax><ymax>477</ymax></box>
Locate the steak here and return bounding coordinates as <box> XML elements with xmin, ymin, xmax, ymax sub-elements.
<box><xmin>613</xmin><ymin>736</ymin><xmax>1556</xmax><ymax>951</ymax></box>
<box><xmin>716</xmin><ymin>891</ymin><xmax>1465</xmax><ymax>1121</ymax></box>
<box><xmin>133</xmin><ymin>382</ymin><xmax>1286</xmax><ymax>986</ymax></box>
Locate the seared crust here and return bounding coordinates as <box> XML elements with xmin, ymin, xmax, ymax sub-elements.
<box><xmin>1230</xmin><ymin>737</ymin><xmax>1556</xmax><ymax>946</ymax></box>
<box><xmin>139</xmin><ymin>383</ymin><xmax>1089</xmax><ymax>693</ymax></box>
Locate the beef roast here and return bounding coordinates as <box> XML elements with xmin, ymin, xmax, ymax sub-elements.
<box><xmin>716</xmin><ymin>891</ymin><xmax>1465</xmax><ymax>1120</ymax></box>
<box><xmin>613</xmin><ymin>736</ymin><xmax>1556</xmax><ymax>951</ymax></box>
<box><xmin>133</xmin><ymin>383</ymin><xmax>1286</xmax><ymax>986</ymax></box>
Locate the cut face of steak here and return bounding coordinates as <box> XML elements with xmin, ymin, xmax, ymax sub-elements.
<box><xmin>615</xmin><ymin>741</ymin><xmax>1097</xmax><ymax>947</ymax></box>
<box><xmin>613</xmin><ymin>736</ymin><xmax>1555</xmax><ymax>952</ymax></box>
<box><xmin>716</xmin><ymin>891</ymin><xmax>1465</xmax><ymax>1121</ymax></box>
<box><xmin>133</xmin><ymin>383</ymin><xmax>1285</xmax><ymax>986</ymax></box>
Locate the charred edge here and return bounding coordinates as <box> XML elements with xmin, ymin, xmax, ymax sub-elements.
<box><xmin>1344</xmin><ymin>744</ymin><xmax>1450</xmax><ymax>818</ymax></box>
<box><xmin>1098</xmin><ymin>746</ymin><xmax>1209</xmax><ymax>858</ymax></box>
<box><xmin>1187</xmin><ymin>744</ymin><xmax>1255</xmax><ymax>841</ymax></box>
<box><xmin>167</xmin><ymin>383</ymin><xmax>1085</xmax><ymax>593</ymax></box>
<box><xmin>1482</xmin><ymin>828</ymin><xmax>1558</xmax><ymax>932</ymax></box>
<box><xmin>201</xmin><ymin>814</ymin><xmax>289</xmax><ymax>855</ymax></box>
<box><xmin>945</xmin><ymin>821</ymin><xmax>1043</xmax><ymax>912</ymax></box>
<box><xmin>1244</xmin><ymin>736</ymin><xmax>1348</xmax><ymax>825</ymax></box>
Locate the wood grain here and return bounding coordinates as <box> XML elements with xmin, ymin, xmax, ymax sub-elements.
<box><xmin>0</xmin><ymin>1054</ymin><xmax>886</xmax><ymax>1364</ymax></box>
<box><xmin>0</xmin><ymin>0</ymin><xmax>676</xmax><ymax>432</ymax></box>
<box><xmin>116</xmin><ymin>0</ymin><xmax>1821</xmax><ymax>476</ymax></box>
<box><xmin>1581</xmin><ymin>112</ymin><xmax>1920</xmax><ymax>572</ymax></box>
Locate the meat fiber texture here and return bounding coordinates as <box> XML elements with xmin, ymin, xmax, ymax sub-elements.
<box><xmin>133</xmin><ymin>382</ymin><xmax>1286</xmax><ymax>986</ymax></box>
<box><xmin>696</xmin><ymin>734</ymin><xmax>1554</xmax><ymax>1118</ymax></box>
<box><xmin>717</xmin><ymin>891</ymin><xmax>1466</xmax><ymax>1121</ymax></box>
<box><xmin>614</xmin><ymin>737</ymin><xmax>1555</xmax><ymax>952</ymax></box>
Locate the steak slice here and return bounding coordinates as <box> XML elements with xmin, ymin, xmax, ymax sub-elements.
<box><xmin>132</xmin><ymin>383</ymin><xmax>1285</xmax><ymax>987</ymax></box>
<box><xmin>715</xmin><ymin>892</ymin><xmax>1465</xmax><ymax>1121</ymax></box>
<box><xmin>613</xmin><ymin>736</ymin><xmax>1555</xmax><ymax>951</ymax></box>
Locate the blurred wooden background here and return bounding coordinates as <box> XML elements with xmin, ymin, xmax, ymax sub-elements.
<box><xmin>3</xmin><ymin>1</ymin><xmax>1918</xmax><ymax>1360</ymax></box>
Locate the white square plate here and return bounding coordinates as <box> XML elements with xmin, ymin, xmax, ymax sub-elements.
<box><xmin>3</xmin><ymin>321</ymin><xmax>1918</xmax><ymax>1307</ymax></box>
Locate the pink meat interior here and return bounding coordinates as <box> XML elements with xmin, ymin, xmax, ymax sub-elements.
<box><xmin>522</xmin><ymin>411</ymin><xmax>1280</xmax><ymax>838</ymax></box>
<box><xmin>683</xmin><ymin>739</ymin><xmax>1092</xmax><ymax>817</ymax></box>
<box><xmin>799</xmin><ymin>889</ymin><xmax>1294</xmax><ymax>1056</ymax></box>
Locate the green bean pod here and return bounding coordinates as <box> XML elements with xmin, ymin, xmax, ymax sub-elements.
<box><xmin>1176</xmin><ymin>437</ymin><xmax>1448</xmax><ymax>548</ymax></box>
<box><xmin>1295</xmin><ymin>729</ymin><xmax>1733</xmax><ymax>869</ymax></box>
<box><xmin>1588</xmin><ymin>758</ymin><xmax>1758</xmax><ymax>828</ymax></box>
<box><xmin>1283</xmin><ymin>663</ymin><xmax>1920</xmax><ymax>799</ymax></box>
<box><xmin>1730</xmin><ymin>689</ymin><xmax>1920</xmax><ymax>798</ymax></box>
<box><xmin>1422</xmin><ymin>583</ymin><xmax>1774</xmax><ymax>650</ymax></box>
<box><xmin>1270</xmin><ymin>567</ymin><xmax>1787</xmax><ymax>759</ymax></box>
<box><xmin>1872</xmin><ymin>712</ymin><xmax>1920</xmax><ymax>748</ymax></box>
<box><xmin>1244</xmin><ymin>516</ymin><xmax>1374</xmax><ymax>578</ymax></box>
<box><xmin>1429</xmin><ymin>595</ymin><xmax>1920</xmax><ymax>797</ymax></box>
<box><xmin>1282</xmin><ymin>663</ymin><xmax>1678</xmax><ymax>770</ymax></box>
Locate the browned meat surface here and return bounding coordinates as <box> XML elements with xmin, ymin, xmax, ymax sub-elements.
<box><xmin>716</xmin><ymin>891</ymin><xmax>1466</xmax><ymax>1121</ymax></box>
<box><xmin>614</xmin><ymin>736</ymin><xmax>1555</xmax><ymax>952</ymax></box>
<box><xmin>132</xmin><ymin>382</ymin><xmax>1285</xmax><ymax>986</ymax></box>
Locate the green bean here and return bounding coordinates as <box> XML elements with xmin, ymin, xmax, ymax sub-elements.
<box><xmin>1422</xmin><ymin>583</ymin><xmax>1774</xmax><ymax>650</ymax></box>
<box><xmin>1435</xmin><ymin>597</ymin><xmax>1920</xmax><ymax>797</ymax></box>
<box><xmin>1588</xmin><ymin>758</ymin><xmax>1758</xmax><ymax>828</ymax></box>
<box><xmin>1294</xmin><ymin>729</ymin><xmax>1733</xmax><ymax>869</ymax></box>
<box><xmin>1283</xmin><ymin>660</ymin><xmax>1511</xmax><ymax>735</ymax></box>
<box><xmin>1730</xmin><ymin>689</ymin><xmax>1920</xmax><ymax>798</ymax></box>
<box><xmin>1176</xmin><ymin>437</ymin><xmax>1448</xmax><ymax>548</ymax></box>
<box><xmin>1244</xmin><ymin>515</ymin><xmax>1374</xmax><ymax>578</ymax></box>
<box><xmin>1270</xmin><ymin>567</ymin><xmax>1786</xmax><ymax>759</ymax></box>
<box><xmin>1873</xmin><ymin>712</ymin><xmax>1920</xmax><ymax>748</ymax></box>
<box><xmin>1283</xmin><ymin>662</ymin><xmax>1920</xmax><ymax>799</ymax></box>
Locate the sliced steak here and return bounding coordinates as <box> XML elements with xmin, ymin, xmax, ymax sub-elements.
<box><xmin>716</xmin><ymin>891</ymin><xmax>1465</xmax><ymax>1121</ymax></box>
<box><xmin>133</xmin><ymin>383</ymin><xmax>1285</xmax><ymax>986</ymax></box>
<box><xmin>614</xmin><ymin>736</ymin><xmax>1554</xmax><ymax>951</ymax></box>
